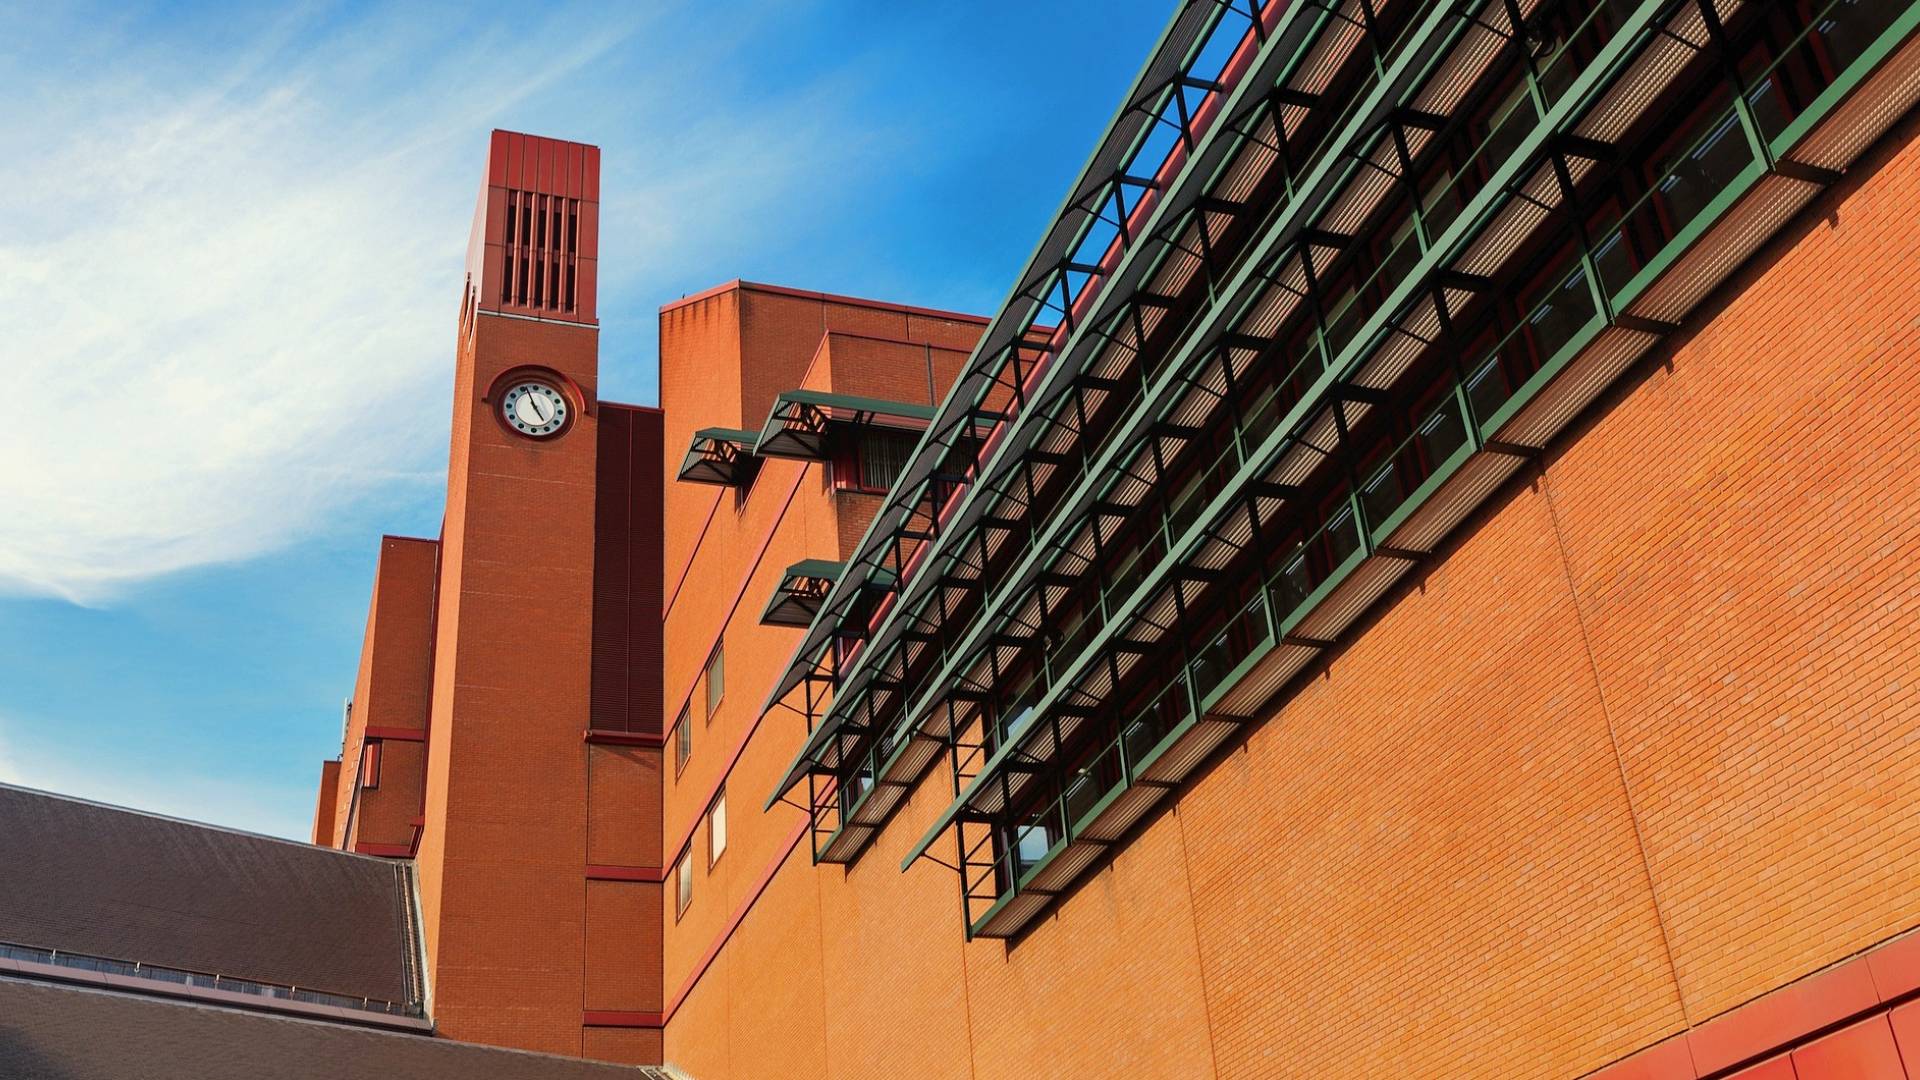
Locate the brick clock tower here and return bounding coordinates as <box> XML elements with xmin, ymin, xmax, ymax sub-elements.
<box><xmin>410</xmin><ymin>131</ymin><xmax>665</xmax><ymax>1062</ymax></box>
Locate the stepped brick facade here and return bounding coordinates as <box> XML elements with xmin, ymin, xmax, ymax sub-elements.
<box><xmin>306</xmin><ymin>4</ymin><xmax>1920</xmax><ymax>1076</ymax></box>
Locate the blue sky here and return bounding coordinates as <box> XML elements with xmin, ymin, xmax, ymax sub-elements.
<box><xmin>0</xmin><ymin>1</ymin><xmax>1172</xmax><ymax>838</ymax></box>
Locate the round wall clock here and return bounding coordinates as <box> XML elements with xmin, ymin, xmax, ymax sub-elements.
<box><xmin>500</xmin><ymin>380</ymin><xmax>569</xmax><ymax>438</ymax></box>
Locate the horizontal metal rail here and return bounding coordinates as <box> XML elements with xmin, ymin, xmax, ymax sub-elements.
<box><xmin>768</xmin><ymin>0</ymin><xmax>1457</xmax><ymax>812</ymax></box>
<box><xmin>0</xmin><ymin>939</ymin><xmax>422</xmax><ymax>1018</ymax></box>
<box><xmin>776</xmin><ymin>0</ymin><xmax>1583</xmax><ymax>848</ymax></box>
<box><xmin>760</xmin><ymin>1</ymin><xmax>1286</xmax><ymax>721</ymax></box>
<box><xmin>904</xmin><ymin>0</ymin><xmax>1920</xmax><ymax>937</ymax></box>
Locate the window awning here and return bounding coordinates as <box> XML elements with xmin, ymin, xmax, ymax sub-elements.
<box><xmin>676</xmin><ymin>428</ymin><xmax>761</xmax><ymax>486</ymax></box>
<box><xmin>753</xmin><ymin>390</ymin><xmax>936</xmax><ymax>461</ymax></box>
<box><xmin>760</xmin><ymin>559</ymin><xmax>845</xmax><ymax>627</ymax></box>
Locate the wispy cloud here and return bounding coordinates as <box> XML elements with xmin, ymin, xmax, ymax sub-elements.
<box><xmin>0</xmin><ymin>1</ymin><xmax>897</xmax><ymax>603</ymax></box>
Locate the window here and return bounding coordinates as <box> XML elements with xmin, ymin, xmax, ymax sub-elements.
<box><xmin>360</xmin><ymin>741</ymin><xmax>382</xmax><ymax>790</ymax></box>
<box><xmin>704</xmin><ymin>645</ymin><xmax>725</xmax><ymax>721</ymax></box>
<box><xmin>675</xmin><ymin>846</ymin><xmax>694</xmax><ymax>917</ymax></box>
<box><xmin>674</xmin><ymin>705</ymin><xmax>692</xmax><ymax>774</ymax></box>
<box><xmin>832</xmin><ymin>428</ymin><xmax>919</xmax><ymax>493</ymax></box>
<box><xmin>860</xmin><ymin>428</ymin><xmax>917</xmax><ymax>492</ymax></box>
<box><xmin>707</xmin><ymin>789</ymin><xmax>728</xmax><ymax>866</ymax></box>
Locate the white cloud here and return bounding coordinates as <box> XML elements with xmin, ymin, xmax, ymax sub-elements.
<box><xmin>0</xmin><ymin>2</ymin><xmax>888</xmax><ymax>603</ymax></box>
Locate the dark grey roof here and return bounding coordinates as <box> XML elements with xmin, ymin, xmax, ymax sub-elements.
<box><xmin>0</xmin><ymin>976</ymin><xmax>662</xmax><ymax>1079</ymax></box>
<box><xmin>0</xmin><ymin>784</ymin><xmax>414</xmax><ymax>1006</ymax></box>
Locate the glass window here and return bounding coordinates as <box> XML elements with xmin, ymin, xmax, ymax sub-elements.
<box><xmin>675</xmin><ymin>847</ymin><xmax>693</xmax><ymax>917</ymax></box>
<box><xmin>1647</xmin><ymin>89</ymin><xmax>1752</xmax><ymax>240</ymax></box>
<box><xmin>705</xmin><ymin>645</ymin><xmax>725</xmax><ymax>721</ymax></box>
<box><xmin>859</xmin><ymin>428</ymin><xmax>918</xmax><ymax>491</ymax></box>
<box><xmin>674</xmin><ymin>705</ymin><xmax>692</xmax><ymax>773</ymax></box>
<box><xmin>708</xmin><ymin>789</ymin><xmax>728</xmax><ymax>865</ymax></box>
<box><xmin>1520</xmin><ymin>246</ymin><xmax>1599</xmax><ymax>365</ymax></box>
<box><xmin>360</xmin><ymin>741</ymin><xmax>381</xmax><ymax>790</ymax></box>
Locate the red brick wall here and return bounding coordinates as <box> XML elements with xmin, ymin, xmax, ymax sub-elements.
<box><xmin>415</xmin><ymin>132</ymin><xmax>605</xmax><ymax>1056</ymax></box>
<box><xmin>321</xmin><ymin>535</ymin><xmax>436</xmax><ymax>853</ymax></box>
<box><xmin>417</xmin><ymin>306</ymin><xmax>601</xmax><ymax>1054</ymax></box>
<box><xmin>581</xmin><ymin>1027</ymin><xmax>665</xmax><ymax>1066</ymax></box>
<box><xmin>657</xmin><ymin>285</ymin><xmax>986</xmax><ymax>1075</ymax></box>
<box><xmin>311</xmin><ymin>759</ymin><xmax>339</xmax><ymax>846</ymax></box>
<box><xmin>587</xmin><ymin>743</ymin><xmax>663</xmax><ymax>869</ymax></box>
<box><xmin>659</xmin><ymin>290</ymin><xmax>742</xmax><ymax>599</ymax></box>
<box><xmin>653</xmin><ymin>105</ymin><xmax>1920</xmax><ymax>1080</ymax></box>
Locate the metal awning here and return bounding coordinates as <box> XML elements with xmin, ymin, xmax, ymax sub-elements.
<box><xmin>753</xmin><ymin>1</ymin><xmax>1277</xmax><ymax>724</ymax></box>
<box><xmin>757</xmin><ymin>0</ymin><xmax>1294</xmax><ymax>795</ymax></box>
<box><xmin>753</xmin><ymin>390</ymin><xmax>936</xmax><ymax>461</ymax></box>
<box><xmin>760</xmin><ymin>559</ymin><xmax>844</xmax><ymax>627</ymax></box>
<box><xmin>676</xmin><ymin>428</ymin><xmax>760</xmax><ymax>486</ymax></box>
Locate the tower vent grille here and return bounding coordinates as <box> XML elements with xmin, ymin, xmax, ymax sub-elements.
<box><xmin>500</xmin><ymin>188</ymin><xmax>580</xmax><ymax>314</ymax></box>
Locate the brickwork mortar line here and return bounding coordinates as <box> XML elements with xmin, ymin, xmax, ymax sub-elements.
<box><xmin>1172</xmin><ymin>804</ymin><xmax>1224</xmax><ymax>1078</ymax></box>
<box><xmin>811</xmin><ymin>860</ymin><xmax>834</xmax><ymax>1080</ymax></box>
<box><xmin>1540</xmin><ymin>470</ymin><xmax>1693</xmax><ymax>1026</ymax></box>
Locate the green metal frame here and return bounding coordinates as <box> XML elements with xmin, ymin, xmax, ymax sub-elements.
<box><xmin>677</xmin><ymin>428</ymin><xmax>760</xmax><ymax>487</ymax></box>
<box><xmin>767</xmin><ymin>0</ymin><xmax>1479</xmax><ymax>821</ymax></box>
<box><xmin>760</xmin><ymin>559</ymin><xmax>844</xmax><ymax>628</ymax></box>
<box><xmin>752</xmin><ymin>390</ymin><xmax>936</xmax><ymax>462</ymax></box>
<box><xmin>902</xmin><ymin>0</ymin><xmax>1920</xmax><ymax>935</ymax></box>
<box><xmin>797</xmin><ymin>0</ymin><xmax>1611</xmax><ymax>835</ymax></box>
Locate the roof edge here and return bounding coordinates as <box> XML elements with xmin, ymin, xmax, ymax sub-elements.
<box><xmin>659</xmin><ymin>278</ymin><xmax>990</xmax><ymax>325</ymax></box>
<box><xmin>0</xmin><ymin>782</ymin><xmax>401</xmax><ymax>866</ymax></box>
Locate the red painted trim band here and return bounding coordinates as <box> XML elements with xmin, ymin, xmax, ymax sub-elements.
<box><xmin>596</xmin><ymin>398</ymin><xmax>663</xmax><ymax>414</ymax></box>
<box><xmin>663</xmin><ymin>487</ymin><xmax>723</xmax><ymax>621</ymax></box>
<box><xmin>584</xmin><ymin>729</ymin><xmax>664</xmax><ymax>748</ymax></box>
<box><xmin>363</xmin><ymin>726</ymin><xmax>426</xmax><ymax>742</ymax></box>
<box><xmin>1587</xmin><ymin>924</ymin><xmax>1920</xmax><ymax>1080</ymax></box>
<box><xmin>586</xmin><ymin>864</ymin><xmax>666</xmax><ymax>883</ymax></box>
<box><xmin>583</xmin><ymin>1010</ymin><xmax>663</xmax><ymax>1028</ymax></box>
<box><xmin>664</xmin><ymin>815</ymin><xmax>809</xmax><ymax>1021</ymax></box>
<box><xmin>812</xmin><ymin>328</ymin><xmax>978</xmax><ymax>354</ymax></box>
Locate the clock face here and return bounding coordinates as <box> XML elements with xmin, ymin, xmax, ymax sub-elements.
<box><xmin>501</xmin><ymin>380</ymin><xmax>568</xmax><ymax>437</ymax></box>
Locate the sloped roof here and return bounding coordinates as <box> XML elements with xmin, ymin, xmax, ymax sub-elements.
<box><xmin>0</xmin><ymin>976</ymin><xmax>665</xmax><ymax>1079</ymax></box>
<box><xmin>0</xmin><ymin>784</ymin><xmax>415</xmax><ymax>1007</ymax></box>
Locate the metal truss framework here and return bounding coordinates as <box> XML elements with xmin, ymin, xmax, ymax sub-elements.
<box><xmin>677</xmin><ymin>428</ymin><xmax>760</xmax><ymax>487</ymax></box>
<box><xmin>753</xmin><ymin>391</ymin><xmax>938</xmax><ymax>462</ymax></box>
<box><xmin>761</xmin><ymin>560</ymin><xmax>847</xmax><ymax>629</ymax></box>
<box><xmin>760</xmin><ymin>0</ymin><xmax>1920</xmax><ymax>937</ymax></box>
<box><xmin>764</xmin><ymin>0</ymin><xmax>1422</xmax><ymax>839</ymax></box>
<box><xmin>917</xmin><ymin>0</ymin><xmax>1920</xmax><ymax>938</ymax></box>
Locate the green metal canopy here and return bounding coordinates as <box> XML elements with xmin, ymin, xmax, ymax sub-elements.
<box><xmin>760</xmin><ymin>559</ymin><xmax>845</xmax><ymax>628</ymax></box>
<box><xmin>753</xmin><ymin>390</ymin><xmax>936</xmax><ymax>461</ymax></box>
<box><xmin>676</xmin><ymin>428</ymin><xmax>761</xmax><ymax>487</ymax></box>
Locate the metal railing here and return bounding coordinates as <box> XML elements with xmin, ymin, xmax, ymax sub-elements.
<box><xmin>928</xmin><ymin>0</ymin><xmax>1920</xmax><ymax>936</ymax></box>
<box><xmin>0</xmin><ymin>940</ymin><xmax>419</xmax><ymax>1017</ymax></box>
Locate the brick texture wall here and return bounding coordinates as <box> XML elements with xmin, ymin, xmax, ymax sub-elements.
<box><xmin>417</xmin><ymin>307</ymin><xmax>601</xmax><ymax>1055</ymax></box>
<box><xmin>653</xmin><ymin>102</ymin><xmax>1920</xmax><ymax>1080</ymax></box>
<box><xmin>322</xmin><ymin>535</ymin><xmax>437</xmax><ymax>853</ymax></box>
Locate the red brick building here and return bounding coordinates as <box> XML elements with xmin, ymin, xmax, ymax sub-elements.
<box><xmin>294</xmin><ymin>1</ymin><xmax>1920</xmax><ymax>1076</ymax></box>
